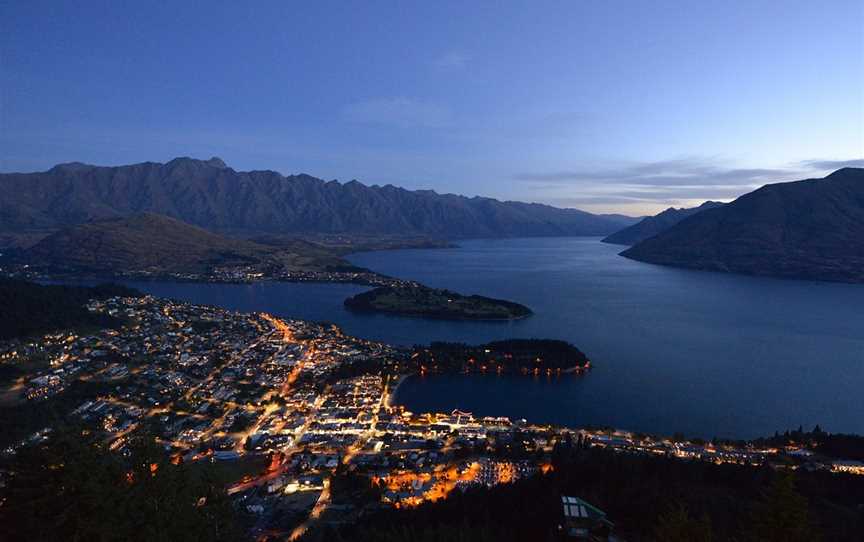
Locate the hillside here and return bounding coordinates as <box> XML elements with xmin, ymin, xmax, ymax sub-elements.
<box><xmin>602</xmin><ymin>201</ymin><xmax>723</xmax><ymax>245</ymax></box>
<box><xmin>622</xmin><ymin>168</ymin><xmax>864</xmax><ymax>282</ymax></box>
<box><xmin>250</xmin><ymin>233</ymin><xmax>453</xmax><ymax>257</ymax></box>
<box><xmin>0</xmin><ymin>279</ymin><xmax>137</xmax><ymax>341</ymax></box>
<box><xmin>20</xmin><ymin>213</ymin><xmax>346</xmax><ymax>276</ymax></box>
<box><xmin>0</xmin><ymin>157</ymin><xmax>635</xmax><ymax>240</ymax></box>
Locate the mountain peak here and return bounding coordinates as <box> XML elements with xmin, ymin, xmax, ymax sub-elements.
<box><xmin>205</xmin><ymin>156</ymin><xmax>228</xmax><ymax>169</ymax></box>
<box><xmin>602</xmin><ymin>201</ymin><xmax>725</xmax><ymax>246</ymax></box>
<box><xmin>826</xmin><ymin>167</ymin><xmax>863</xmax><ymax>180</ymax></box>
<box><xmin>164</xmin><ymin>156</ymin><xmax>228</xmax><ymax>169</ymax></box>
<box><xmin>50</xmin><ymin>161</ymin><xmax>93</xmax><ymax>173</ymax></box>
<box><xmin>621</xmin><ymin>169</ymin><xmax>864</xmax><ymax>282</ymax></box>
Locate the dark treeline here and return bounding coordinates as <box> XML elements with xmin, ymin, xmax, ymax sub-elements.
<box><xmin>0</xmin><ymin>379</ymin><xmax>114</xmax><ymax>449</ymax></box>
<box><xmin>416</xmin><ymin>339</ymin><xmax>589</xmax><ymax>373</ymax></box>
<box><xmin>0</xmin><ymin>427</ymin><xmax>249</xmax><ymax>542</ymax></box>
<box><xmin>0</xmin><ymin>278</ymin><xmax>140</xmax><ymax>340</ymax></box>
<box><xmin>707</xmin><ymin>426</ymin><xmax>864</xmax><ymax>463</ymax></box>
<box><xmin>302</xmin><ymin>446</ymin><xmax>864</xmax><ymax>542</ymax></box>
<box><xmin>752</xmin><ymin>425</ymin><xmax>864</xmax><ymax>462</ymax></box>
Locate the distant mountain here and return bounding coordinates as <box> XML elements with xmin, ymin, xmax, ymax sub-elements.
<box><xmin>0</xmin><ymin>157</ymin><xmax>636</xmax><ymax>239</ymax></box>
<box><xmin>20</xmin><ymin>213</ymin><xmax>345</xmax><ymax>275</ymax></box>
<box><xmin>602</xmin><ymin>201</ymin><xmax>724</xmax><ymax>245</ymax></box>
<box><xmin>622</xmin><ymin>168</ymin><xmax>864</xmax><ymax>283</ymax></box>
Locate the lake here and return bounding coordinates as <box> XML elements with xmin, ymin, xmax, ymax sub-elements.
<box><xmin>118</xmin><ymin>237</ymin><xmax>864</xmax><ymax>439</ymax></box>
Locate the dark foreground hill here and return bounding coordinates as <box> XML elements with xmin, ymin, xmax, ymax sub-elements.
<box><xmin>20</xmin><ymin>213</ymin><xmax>346</xmax><ymax>275</ymax></box>
<box><xmin>603</xmin><ymin>201</ymin><xmax>724</xmax><ymax>245</ymax></box>
<box><xmin>0</xmin><ymin>157</ymin><xmax>635</xmax><ymax>239</ymax></box>
<box><xmin>622</xmin><ymin>168</ymin><xmax>864</xmax><ymax>282</ymax></box>
<box><xmin>0</xmin><ymin>279</ymin><xmax>138</xmax><ymax>341</ymax></box>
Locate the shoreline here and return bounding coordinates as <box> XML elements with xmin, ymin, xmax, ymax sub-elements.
<box><xmin>11</xmin><ymin>270</ymin><xmax>533</xmax><ymax>322</ymax></box>
<box><xmin>385</xmin><ymin>374</ymin><xmax>410</xmax><ymax>408</ymax></box>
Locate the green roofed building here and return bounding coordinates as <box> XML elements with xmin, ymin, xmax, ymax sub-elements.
<box><xmin>559</xmin><ymin>495</ymin><xmax>615</xmax><ymax>540</ymax></box>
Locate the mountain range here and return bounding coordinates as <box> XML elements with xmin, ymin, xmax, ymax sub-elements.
<box><xmin>602</xmin><ymin>201</ymin><xmax>724</xmax><ymax>246</ymax></box>
<box><xmin>6</xmin><ymin>157</ymin><xmax>863</xmax><ymax>284</ymax></box>
<box><xmin>0</xmin><ymin>157</ymin><xmax>636</xmax><ymax>241</ymax></box>
<box><xmin>622</xmin><ymin>168</ymin><xmax>864</xmax><ymax>283</ymax></box>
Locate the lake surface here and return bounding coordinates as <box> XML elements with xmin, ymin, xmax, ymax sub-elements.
<box><xmin>119</xmin><ymin>237</ymin><xmax>864</xmax><ymax>439</ymax></box>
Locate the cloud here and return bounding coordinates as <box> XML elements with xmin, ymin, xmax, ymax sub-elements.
<box><xmin>513</xmin><ymin>158</ymin><xmax>822</xmax><ymax>214</ymax></box>
<box><xmin>547</xmin><ymin>195</ymin><xmax>662</xmax><ymax>207</ymax></box>
<box><xmin>799</xmin><ymin>158</ymin><xmax>864</xmax><ymax>170</ymax></box>
<box><xmin>515</xmin><ymin>160</ymin><xmax>794</xmax><ymax>187</ymax></box>
<box><xmin>432</xmin><ymin>51</ymin><xmax>470</xmax><ymax>70</ymax></box>
<box><xmin>513</xmin><ymin>155</ymin><xmax>864</xmax><ymax>214</ymax></box>
<box><xmin>342</xmin><ymin>97</ymin><xmax>453</xmax><ymax>129</ymax></box>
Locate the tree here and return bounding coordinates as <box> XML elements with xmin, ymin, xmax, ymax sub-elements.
<box><xmin>746</xmin><ymin>472</ymin><xmax>820</xmax><ymax>542</ymax></box>
<box><xmin>652</xmin><ymin>504</ymin><xmax>713</xmax><ymax>542</ymax></box>
<box><xmin>0</xmin><ymin>427</ymin><xmax>248</xmax><ymax>541</ymax></box>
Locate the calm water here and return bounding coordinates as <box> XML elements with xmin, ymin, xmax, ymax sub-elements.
<box><xmin>118</xmin><ymin>238</ymin><xmax>864</xmax><ymax>439</ymax></box>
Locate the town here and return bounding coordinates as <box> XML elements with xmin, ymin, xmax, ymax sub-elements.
<box><xmin>1</xmin><ymin>295</ymin><xmax>862</xmax><ymax>539</ymax></box>
<box><xmin>0</xmin><ymin>259</ymin><xmax>421</xmax><ymax>289</ymax></box>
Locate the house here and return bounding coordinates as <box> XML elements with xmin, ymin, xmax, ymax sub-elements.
<box><xmin>559</xmin><ymin>496</ymin><xmax>614</xmax><ymax>540</ymax></box>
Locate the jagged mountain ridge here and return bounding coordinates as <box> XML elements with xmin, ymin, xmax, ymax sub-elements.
<box><xmin>0</xmin><ymin>157</ymin><xmax>635</xmax><ymax>238</ymax></box>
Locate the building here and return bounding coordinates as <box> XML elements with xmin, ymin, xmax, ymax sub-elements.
<box><xmin>832</xmin><ymin>460</ymin><xmax>864</xmax><ymax>475</ymax></box>
<box><xmin>559</xmin><ymin>495</ymin><xmax>614</xmax><ymax>540</ymax></box>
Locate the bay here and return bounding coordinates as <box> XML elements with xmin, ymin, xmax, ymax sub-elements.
<box><xmin>117</xmin><ymin>237</ymin><xmax>864</xmax><ymax>439</ymax></box>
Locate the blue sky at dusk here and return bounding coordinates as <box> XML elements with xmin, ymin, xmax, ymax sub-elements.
<box><xmin>2</xmin><ymin>1</ymin><xmax>862</xmax><ymax>215</ymax></box>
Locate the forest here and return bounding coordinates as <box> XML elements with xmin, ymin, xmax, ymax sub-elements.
<box><xmin>0</xmin><ymin>278</ymin><xmax>138</xmax><ymax>340</ymax></box>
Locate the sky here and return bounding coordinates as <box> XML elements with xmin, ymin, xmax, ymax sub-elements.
<box><xmin>1</xmin><ymin>1</ymin><xmax>862</xmax><ymax>215</ymax></box>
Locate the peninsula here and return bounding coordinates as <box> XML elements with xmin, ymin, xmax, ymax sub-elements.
<box><xmin>343</xmin><ymin>285</ymin><xmax>532</xmax><ymax>321</ymax></box>
<box><xmin>413</xmin><ymin>339</ymin><xmax>591</xmax><ymax>374</ymax></box>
